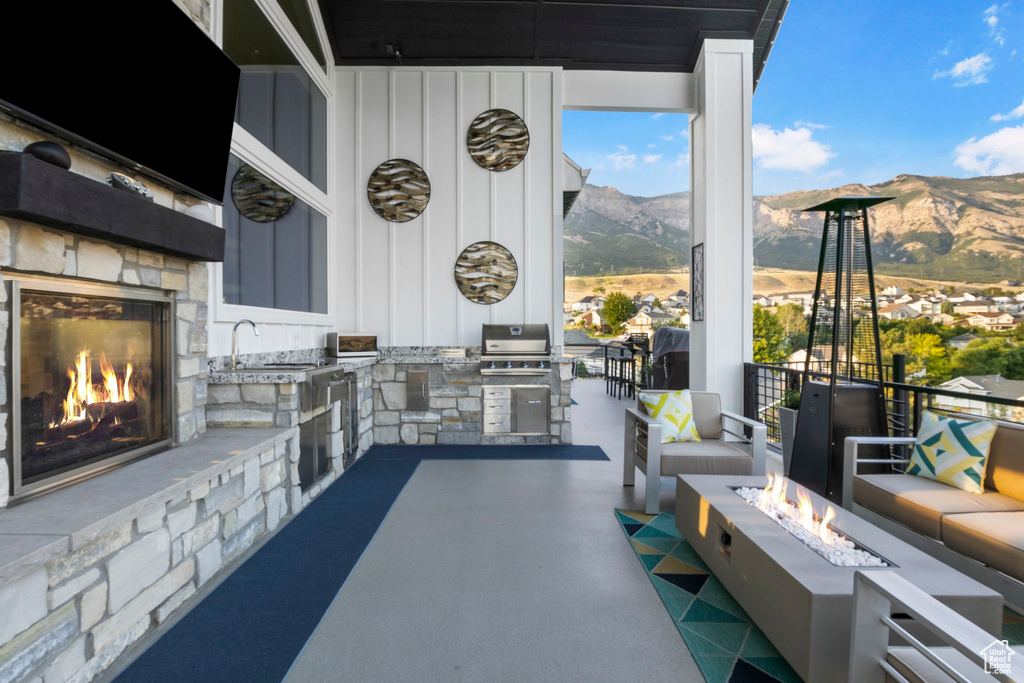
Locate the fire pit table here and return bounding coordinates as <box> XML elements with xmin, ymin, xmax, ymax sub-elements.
<box><xmin>674</xmin><ymin>474</ymin><xmax>1003</xmax><ymax>683</ymax></box>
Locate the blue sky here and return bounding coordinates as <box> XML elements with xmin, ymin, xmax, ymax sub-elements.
<box><xmin>562</xmin><ymin>0</ymin><xmax>1024</xmax><ymax>198</ymax></box>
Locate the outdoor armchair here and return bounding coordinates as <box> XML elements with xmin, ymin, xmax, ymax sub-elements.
<box><xmin>623</xmin><ymin>390</ymin><xmax>766</xmax><ymax>514</ymax></box>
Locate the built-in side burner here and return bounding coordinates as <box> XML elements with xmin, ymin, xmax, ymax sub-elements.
<box><xmin>9</xmin><ymin>274</ymin><xmax>172</xmax><ymax>499</ymax></box>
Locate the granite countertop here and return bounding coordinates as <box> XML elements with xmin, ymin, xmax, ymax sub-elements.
<box><xmin>208</xmin><ymin>357</ymin><xmax>376</xmax><ymax>384</ymax></box>
<box><xmin>377</xmin><ymin>355</ymin><xmax>481</xmax><ymax>364</ymax></box>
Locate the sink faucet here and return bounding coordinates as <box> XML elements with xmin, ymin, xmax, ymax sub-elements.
<box><xmin>231</xmin><ymin>319</ymin><xmax>260</xmax><ymax>369</ymax></box>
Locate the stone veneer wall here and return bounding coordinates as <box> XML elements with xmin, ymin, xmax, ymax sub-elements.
<box><xmin>371</xmin><ymin>360</ymin><xmax>573</xmax><ymax>445</ymax></box>
<box><xmin>0</xmin><ymin>429</ymin><xmax>305</xmax><ymax>683</ymax></box>
<box><xmin>0</xmin><ymin>218</ymin><xmax>210</xmax><ymax>454</ymax></box>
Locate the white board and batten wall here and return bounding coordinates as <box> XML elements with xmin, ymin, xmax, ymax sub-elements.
<box><xmin>333</xmin><ymin>67</ymin><xmax>565</xmax><ymax>348</ymax></box>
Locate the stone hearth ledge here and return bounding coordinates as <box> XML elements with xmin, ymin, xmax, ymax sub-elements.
<box><xmin>0</xmin><ymin>427</ymin><xmax>293</xmax><ymax>585</ymax></box>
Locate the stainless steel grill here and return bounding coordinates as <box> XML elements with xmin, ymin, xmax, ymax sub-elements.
<box><xmin>480</xmin><ymin>324</ymin><xmax>551</xmax><ymax>376</ymax></box>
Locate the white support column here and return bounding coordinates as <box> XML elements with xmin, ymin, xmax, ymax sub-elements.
<box><xmin>689</xmin><ymin>39</ymin><xmax>754</xmax><ymax>414</ymax></box>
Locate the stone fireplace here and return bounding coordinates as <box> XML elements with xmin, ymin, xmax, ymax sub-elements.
<box><xmin>0</xmin><ymin>218</ymin><xmax>211</xmax><ymax>503</ymax></box>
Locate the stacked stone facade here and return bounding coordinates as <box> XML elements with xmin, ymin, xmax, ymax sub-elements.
<box><xmin>0</xmin><ymin>430</ymin><xmax>300</xmax><ymax>683</ymax></box>
<box><xmin>371</xmin><ymin>360</ymin><xmax>573</xmax><ymax>445</ymax></box>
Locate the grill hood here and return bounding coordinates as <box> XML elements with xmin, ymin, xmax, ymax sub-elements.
<box><xmin>481</xmin><ymin>324</ymin><xmax>551</xmax><ymax>356</ymax></box>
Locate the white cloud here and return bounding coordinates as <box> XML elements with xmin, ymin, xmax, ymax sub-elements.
<box><xmin>651</xmin><ymin>113</ymin><xmax>665</xmax><ymax>120</ymax></box>
<box><xmin>991</xmin><ymin>97</ymin><xmax>1024</xmax><ymax>121</ymax></box>
<box><xmin>955</xmin><ymin>125</ymin><xmax>1024</xmax><ymax>174</ymax></box>
<box><xmin>647</xmin><ymin>143</ymin><xmax>657</xmax><ymax>148</ymax></box>
<box><xmin>752</xmin><ymin>123</ymin><xmax>835</xmax><ymax>172</ymax></box>
<box><xmin>643</xmin><ymin>154</ymin><xmax>661</xmax><ymax>164</ymax></box>
<box><xmin>819</xmin><ymin>169</ymin><xmax>845</xmax><ymax>181</ymax></box>
<box><xmin>616</xmin><ymin>144</ymin><xmax>630</xmax><ymax>152</ymax></box>
<box><xmin>670</xmin><ymin>153</ymin><xmax>688</xmax><ymax>169</ymax></box>
<box><xmin>659</xmin><ymin>134</ymin><xmax>675</xmax><ymax>141</ymax></box>
<box><xmin>933</xmin><ymin>52</ymin><xmax>993</xmax><ymax>86</ymax></box>
<box><xmin>609</xmin><ymin>150</ymin><xmax>636</xmax><ymax>170</ymax></box>
<box><xmin>984</xmin><ymin>3</ymin><xmax>1008</xmax><ymax>45</ymax></box>
<box><xmin>680</xmin><ymin>130</ymin><xmax>689</xmax><ymax>138</ymax></box>
<box><xmin>794</xmin><ymin>120</ymin><xmax>830</xmax><ymax>130</ymax></box>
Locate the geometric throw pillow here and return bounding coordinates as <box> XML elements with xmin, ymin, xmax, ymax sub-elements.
<box><xmin>907</xmin><ymin>411</ymin><xmax>997</xmax><ymax>494</ymax></box>
<box><xmin>637</xmin><ymin>390</ymin><xmax>701</xmax><ymax>444</ymax></box>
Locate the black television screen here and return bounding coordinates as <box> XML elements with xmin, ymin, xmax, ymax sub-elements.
<box><xmin>0</xmin><ymin>2</ymin><xmax>240</xmax><ymax>204</ymax></box>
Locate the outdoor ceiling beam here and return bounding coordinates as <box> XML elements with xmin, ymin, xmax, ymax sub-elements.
<box><xmin>563</xmin><ymin>70</ymin><xmax>695</xmax><ymax>112</ymax></box>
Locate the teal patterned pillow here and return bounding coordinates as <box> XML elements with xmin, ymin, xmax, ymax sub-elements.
<box><xmin>907</xmin><ymin>411</ymin><xmax>996</xmax><ymax>494</ymax></box>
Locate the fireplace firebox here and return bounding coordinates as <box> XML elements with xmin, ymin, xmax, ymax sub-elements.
<box><xmin>8</xmin><ymin>274</ymin><xmax>173</xmax><ymax>499</ymax></box>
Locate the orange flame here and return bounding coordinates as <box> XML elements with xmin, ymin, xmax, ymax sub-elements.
<box><xmin>751</xmin><ymin>473</ymin><xmax>838</xmax><ymax>547</ymax></box>
<box><xmin>58</xmin><ymin>350</ymin><xmax>138</xmax><ymax>425</ymax></box>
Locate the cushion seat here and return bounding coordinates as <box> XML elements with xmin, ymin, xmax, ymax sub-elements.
<box><xmin>853</xmin><ymin>474</ymin><xmax>1024</xmax><ymax>539</ymax></box>
<box><xmin>637</xmin><ymin>439</ymin><xmax>752</xmax><ymax>476</ymax></box>
<box><xmin>941</xmin><ymin>511</ymin><xmax>1024</xmax><ymax>583</ymax></box>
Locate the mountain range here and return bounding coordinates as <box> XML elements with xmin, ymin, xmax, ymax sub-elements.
<box><xmin>563</xmin><ymin>173</ymin><xmax>1024</xmax><ymax>283</ymax></box>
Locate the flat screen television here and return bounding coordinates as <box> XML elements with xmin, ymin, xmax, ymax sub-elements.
<box><xmin>0</xmin><ymin>2</ymin><xmax>240</xmax><ymax>204</ymax></box>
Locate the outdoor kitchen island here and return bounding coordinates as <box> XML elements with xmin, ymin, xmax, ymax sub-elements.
<box><xmin>370</xmin><ymin>345</ymin><xmax>574</xmax><ymax>446</ymax></box>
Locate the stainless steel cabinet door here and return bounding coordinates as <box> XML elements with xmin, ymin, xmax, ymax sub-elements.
<box><xmin>515</xmin><ymin>387</ymin><xmax>549</xmax><ymax>434</ymax></box>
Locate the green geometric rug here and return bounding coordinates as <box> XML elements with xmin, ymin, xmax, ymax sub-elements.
<box><xmin>615</xmin><ymin>509</ymin><xmax>802</xmax><ymax>683</ymax></box>
<box><xmin>616</xmin><ymin>509</ymin><xmax>1024</xmax><ymax>683</ymax></box>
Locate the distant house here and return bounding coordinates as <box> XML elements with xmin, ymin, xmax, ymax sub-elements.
<box><xmin>624</xmin><ymin>309</ymin><xmax>675</xmax><ymax>334</ymax></box>
<box><xmin>927</xmin><ymin>312</ymin><xmax>957</xmax><ymax>325</ymax></box>
<box><xmin>881</xmin><ymin>286</ymin><xmax>904</xmax><ymax>297</ymax></box>
<box><xmin>755</xmin><ymin>296</ymin><xmax>772</xmax><ymax>307</ymax></box>
<box><xmin>576</xmin><ymin>309</ymin><xmax>611</xmax><ymax>332</ymax></box>
<box><xmin>668</xmin><ymin>289</ymin><xmax>689</xmax><ymax>304</ymax></box>
<box><xmin>571</xmin><ymin>295</ymin><xmax>604</xmax><ymax>313</ymax></box>
<box><xmin>879</xmin><ymin>302</ymin><xmax>920</xmax><ymax>320</ymax></box>
<box><xmin>954</xmin><ymin>300</ymin><xmax>995</xmax><ymax>315</ymax></box>
<box><xmin>632</xmin><ymin>293</ymin><xmax>659</xmax><ymax>307</ymax></box>
<box><xmin>965</xmin><ymin>312</ymin><xmax>1018</xmax><ymax>331</ymax></box>
<box><xmin>948</xmin><ymin>333</ymin><xmax>980</xmax><ymax>349</ymax></box>
<box><xmin>934</xmin><ymin>375</ymin><xmax>1024</xmax><ymax>421</ymax></box>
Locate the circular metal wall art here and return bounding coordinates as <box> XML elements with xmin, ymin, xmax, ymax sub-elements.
<box><xmin>366</xmin><ymin>159</ymin><xmax>431</xmax><ymax>222</ymax></box>
<box><xmin>454</xmin><ymin>241</ymin><xmax>518</xmax><ymax>305</ymax></box>
<box><xmin>467</xmin><ymin>109</ymin><xmax>529</xmax><ymax>172</ymax></box>
<box><xmin>231</xmin><ymin>163</ymin><xmax>295</xmax><ymax>222</ymax></box>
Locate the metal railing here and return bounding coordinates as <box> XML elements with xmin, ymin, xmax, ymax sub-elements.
<box><xmin>743</xmin><ymin>354</ymin><xmax>1024</xmax><ymax>445</ymax></box>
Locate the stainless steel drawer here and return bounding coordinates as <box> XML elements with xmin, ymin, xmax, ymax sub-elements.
<box><xmin>482</xmin><ymin>387</ymin><xmax>512</xmax><ymax>399</ymax></box>
<box><xmin>482</xmin><ymin>398</ymin><xmax>511</xmax><ymax>414</ymax></box>
<box><xmin>483</xmin><ymin>415</ymin><xmax>512</xmax><ymax>433</ymax></box>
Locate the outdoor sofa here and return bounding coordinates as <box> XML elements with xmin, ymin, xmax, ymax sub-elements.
<box><xmin>843</xmin><ymin>419</ymin><xmax>1024</xmax><ymax>609</ymax></box>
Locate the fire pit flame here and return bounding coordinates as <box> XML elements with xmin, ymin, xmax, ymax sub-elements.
<box><xmin>736</xmin><ymin>473</ymin><xmax>887</xmax><ymax>567</ymax></box>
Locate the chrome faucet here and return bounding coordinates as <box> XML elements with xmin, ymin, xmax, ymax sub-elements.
<box><xmin>231</xmin><ymin>319</ymin><xmax>260</xmax><ymax>369</ymax></box>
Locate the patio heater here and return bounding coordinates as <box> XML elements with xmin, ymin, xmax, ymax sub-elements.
<box><xmin>788</xmin><ymin>196</ymin><xmax>894</xmax><ymax>503</ymax></box>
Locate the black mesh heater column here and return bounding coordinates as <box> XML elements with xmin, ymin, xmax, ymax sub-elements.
<box><xmin>788</xmin><ymin>196</ymin><xmax>893</xmax><ymax>503</ymax></box>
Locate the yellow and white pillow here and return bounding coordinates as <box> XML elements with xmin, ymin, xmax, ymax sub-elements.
<box><xmin>907</xmin><ymin>411</ymin><xmax>996</xmax><ymax>494</ymax></box>
<box><xmin>638</xmin><ymin>390</ymin><xmax>701</xmax><ymax>444</ymax></box>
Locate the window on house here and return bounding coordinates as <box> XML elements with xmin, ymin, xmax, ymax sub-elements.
<box><xmin>222</xmin><ymin>155</ymin><xmax>328</xmax><ymax>314</ymax></box>
<box><xmin>223</xmin><ymin>0</ymin><xmax>327</xmax><ymax>192</ymax></box>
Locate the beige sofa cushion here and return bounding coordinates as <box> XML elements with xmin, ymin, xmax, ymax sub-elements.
<box><xmin>636</xmin><ymin>439</ymin><xmax>752</xmax><ymax>477</ymax></box>
<box><xmin>986</xmin><ymin>423</ymin><xmax>1024</xmax><ymax>500</ymax></box>
<box><xmin>941</xmin><ymin>511</ymin><xmax>1024</xmax><ymax>583</ymax></box>
<box><xmin>854</xmin><ymin>474</ymin><xmax>1024</xmax><ymax>539</ymax></box>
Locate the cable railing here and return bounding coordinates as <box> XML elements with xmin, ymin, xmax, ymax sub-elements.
<box><xmin>742</xmin><ymin>355</ymin><xmax>1024</xmax><ymax>446</ymax></box>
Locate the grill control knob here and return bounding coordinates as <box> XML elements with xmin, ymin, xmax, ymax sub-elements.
<box><xmin>520</xmin><ymin>362</ymin><xmax>529</xmax><ymax>368</ymax></box>
<box><xmin>504</xmin><ymin>361</ymin><xmax>513</xmax><ymax>369</ymax></box>
<box><xmin>488</xmin><ymin>362</ymin><xmax>496</xmax><ymax>369</ymax></box>
<box><xmin>537</xmin><ymin>361</ymin><xmax>546</xmax><ymax>369</ymax></box>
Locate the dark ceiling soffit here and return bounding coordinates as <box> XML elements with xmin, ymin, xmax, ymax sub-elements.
<box><xmin>753</xmin><ymin>0</ymin><xmax>788</xmax><ymax>89</ymax></box>
<box><xmin>685</xmin><ymin>29</ymin><xmax>751</xmax><ymax>72</ymax></box>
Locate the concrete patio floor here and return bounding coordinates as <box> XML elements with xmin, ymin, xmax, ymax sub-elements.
<box><xmin>283</xmin><ymin>378</ymin><xmax>702</xmax><ymax>682</ymax></box>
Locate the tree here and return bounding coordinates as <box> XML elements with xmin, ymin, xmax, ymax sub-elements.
<box><xmin>941</xmin><ymin>301</ymin><xmax>955</xmax><ymax>316</ymax></box>
<box><xmin>653</xmin><ymin>318</ymin><xmax>685</xmax><ymax>331</ymax></box>
<box><xmin>950</xmin><ymin>338</ymin><xmax>1012</xmax><ymax>378</ymax></box>
<box><xmin>752</xmin><ymin>305</ymin><xmax>788</xmax><ymax>363</ymax></box>
<box><xmin>576</xmin><ymin>361</ymin><xmax>590</xmax><ymax>378</ymax></box>
<box><xmin>651</xmin><ymin>297</ymin><xmax>663</xmax><ymax>310</ymax></box>
<box><xmin>601</xmin><ymin>292</ymin><xmax>636</xmax><ymax>330</ymax></box>
<box><xmin>776</xmin><ymin>303</ymin><xmax>808</xmax><ymax>353</ymax></box>
<box><xmin>593</xmin><ymin>286</ymin><xmax>606</xmax><ymax>295</ymax></box>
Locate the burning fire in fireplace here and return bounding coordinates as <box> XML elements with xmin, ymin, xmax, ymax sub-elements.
<box><xmin>736</xmin><ymin>473</ymin><xmax>887</xmax><ymax>567</ymax></box>
<box><xmin>54</xmin><ymin>350</ymin><xmax>142</xmax><ymax>427</ymax></box>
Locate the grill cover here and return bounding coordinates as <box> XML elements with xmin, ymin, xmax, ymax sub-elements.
<box><xmin>481</xmin><ymin>324</ymin><xmax>550</xmax><ymax>356</ymax></box>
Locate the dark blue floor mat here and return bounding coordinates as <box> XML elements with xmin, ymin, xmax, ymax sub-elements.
<box><xmin>115</xmin><ymin>458</ymin><xmax>419</xmax><ymax>683</ymax></box>
<box><xmin>363</xmin><ymin>444</ymin><xmax>608</xmax><ymax>461</ymax></box>
<box><xmin>571</xmin><ymin>398</ymin><xmax>578</xmax><ymax>405</ymax></box>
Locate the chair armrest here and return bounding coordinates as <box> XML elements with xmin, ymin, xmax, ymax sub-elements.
<box><xmin>625</xmin><ymin>406</ymin><xmax>659</xmax><ymax>427</ymax></box>
<box><xmin>721</xmin><ymin>411</ymin><xmax>767</xmax><ymax>476</ymax></box>
<box><xmin>842</xmin><ymin>437</ymin><xmax>916</xmax><ymax>510</ymax></box>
